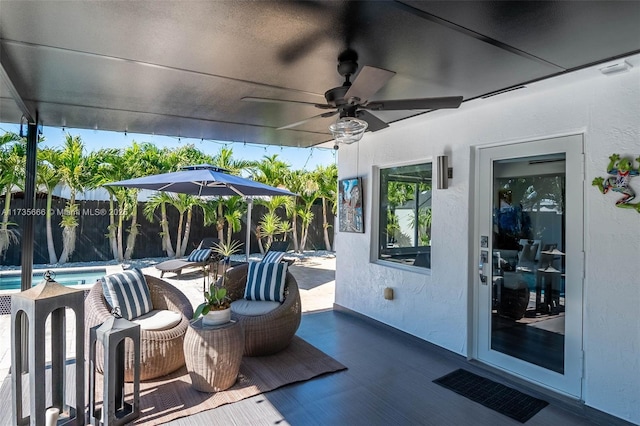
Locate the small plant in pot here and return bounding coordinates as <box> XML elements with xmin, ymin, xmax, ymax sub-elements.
<box><xmin>193</xmin><ymin>239</ymin><xmax>242</xmax><ymax>326</ymax></box>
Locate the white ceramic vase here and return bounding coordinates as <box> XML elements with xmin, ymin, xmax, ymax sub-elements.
<box><xmin>202</xmin><ymin>308</ymin><xmax>231</xmax><ymax>326</ymax></box>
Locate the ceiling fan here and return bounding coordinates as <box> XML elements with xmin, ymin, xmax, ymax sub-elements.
<box><xmin>242</xmin><ymin>49</ymin><xmax>463</xmax><ymax>146</ymax></box>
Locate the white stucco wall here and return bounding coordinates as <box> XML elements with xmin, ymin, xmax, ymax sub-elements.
<box><xmin>335</xmin><ymin>56</ymin><xmax>640</xmax><ymax>423</ymax></box>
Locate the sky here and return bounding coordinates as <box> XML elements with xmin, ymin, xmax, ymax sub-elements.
<box><xmin>0</xmin><ymin>123</ymin><xmax>337</xmax><ymax>171</ymax></box>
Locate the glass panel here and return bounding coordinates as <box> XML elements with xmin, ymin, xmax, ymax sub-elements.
<box><xmin>490</xmin><ymin>155</ymin><xmax>566</xmax><ymax>374</ymax></box>
<box><xmin>378</xmin><ymin>163</ymin><xmax>432</xmax><ymax>268</ymax></box>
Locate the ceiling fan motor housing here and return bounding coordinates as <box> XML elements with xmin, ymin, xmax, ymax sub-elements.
<box><xmin>337</xmin><ymin>49</ymin><xmax>359</xmax><ymax>77</ymax></box>
<box><xmin>324</xmin><ymin>85</ymin><xmax>350</xmax><ymax>107</ymax></box>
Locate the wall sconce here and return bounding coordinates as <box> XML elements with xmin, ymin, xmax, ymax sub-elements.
<box><xmin>437</xmin><ymin>155</ymin><xmax>451</xmax><ymax>189</ymax></box>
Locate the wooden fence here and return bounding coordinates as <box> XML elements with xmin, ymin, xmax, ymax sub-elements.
<box><xmin>2</xmin><ymin>195</ymin><xmax>334</xmax><ymax>266</ymax></box>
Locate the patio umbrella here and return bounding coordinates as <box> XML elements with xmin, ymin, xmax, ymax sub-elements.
<box><xmin>106</xmin><ymin>164</ymin><xmax>296</xmax><ymax>261</ymax></box>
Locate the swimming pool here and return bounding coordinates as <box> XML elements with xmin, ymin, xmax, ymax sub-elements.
<box><xmin>0</xmin><ymin>268</ymin><xmax>107</xmax><ymax>291</ymax></box>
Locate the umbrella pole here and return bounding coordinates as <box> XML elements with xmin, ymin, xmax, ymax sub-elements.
<box><xmin>245</xmin><ymin>198</ymin><xmax>252</xmax><ymax>262</ymax></box>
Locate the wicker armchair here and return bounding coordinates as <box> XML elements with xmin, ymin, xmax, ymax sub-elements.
<box><xmin>224</xmin><ymin>263</ymin><xmax>301</xmax><ymax>356</ymax></box>
<box><xmin>85</xmin><ymin>275</ymin><xmax>194</xmax><ymax>381</ymax></box>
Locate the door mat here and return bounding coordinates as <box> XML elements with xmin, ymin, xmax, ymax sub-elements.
<box><xmin>433</xmin><ymin>369</ymin><xmax>548</xmax><ymax>423</ymax></box>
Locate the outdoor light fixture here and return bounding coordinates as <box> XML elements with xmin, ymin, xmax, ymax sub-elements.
<box><xmin>329</xmin><ymin>116</ymin><xmax>368</xmax><ymax>145</ymax></box>
<box><xmin>437</xmin><ymin>155</ymin><xmax>450</xmax><ymax>190</ymax></box>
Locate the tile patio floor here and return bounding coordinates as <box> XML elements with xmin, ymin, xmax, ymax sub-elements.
<box><xmin>0</xmin><ymin>255</ymin><xmax>630</xmax><ymax>425</ymax></box>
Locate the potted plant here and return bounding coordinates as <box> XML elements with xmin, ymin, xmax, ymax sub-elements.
<box><xmin>193</xmin><ymin>239</ymin><xmax>242</xmax><ymax>326</ymax></box>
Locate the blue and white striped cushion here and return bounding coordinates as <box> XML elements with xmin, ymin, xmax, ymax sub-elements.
<box><xmin>262</xmin><ymin>250</ymin><xmax>286</xmax><ymax>264</ymax></box>
<box><xmin>244</xmin><ymin>261</ymin><xmax>287</xmax><ymax>302</ymax></box>
<box><xmin>101</xmin><ymin>269</ymin><xmax>152</xmax><ymax>320</ymax></box>
<box><xmin>187</xmin><ymin>248</ymin><xmax>212</xmax><ymax>262</ymax></box>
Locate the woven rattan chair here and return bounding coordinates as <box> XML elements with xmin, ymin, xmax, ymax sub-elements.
<box><xmin>224</xmin><ymin>263</ymin><xmax>301</xmax><ymax>356</ymax></box>
<box><xmin>85</xmin><ymin>275</ymin><xmax>194</xmax><ymax>381</ymax></box>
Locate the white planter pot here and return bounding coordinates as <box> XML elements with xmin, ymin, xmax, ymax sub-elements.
<box><xmin>202</xmin><ymin>308</ymin><xmax>231</xmax><ymax>326</ymax></box>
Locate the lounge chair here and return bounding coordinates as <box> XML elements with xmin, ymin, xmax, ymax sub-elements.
<box><xmin>156</xmin><ymin>237</ymin><xmax>220</xmax><ymax>278</ymax></box>
<box><xmin>264</xmin><ymin>240</ymin><xmax>295</xmax><ymax>265</ymax></box>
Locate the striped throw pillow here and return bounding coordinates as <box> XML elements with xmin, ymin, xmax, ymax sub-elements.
<box><xmin>244</xmin><ymin>261</ymin><xmax>287</xmax><ymax>302</ymax></box>
<box><xmin>262</xmin><ymin>250</ymin><xmax>286</xmax><ymax>264</ymax></box>
<box><xmin>101</xmin><ymin>269</ymin><xmax>152</xmax><ymax>320</ymax></box>
<box><xmin>187</xmin><ymin>248</ymin><xmax>212</xmax><ymax>262</ymax></box>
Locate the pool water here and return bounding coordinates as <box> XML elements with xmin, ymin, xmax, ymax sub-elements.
<box><xmin>0</xmin><ymin>268</ymin><xmax>107</xmax><ymax>291</ymax></box>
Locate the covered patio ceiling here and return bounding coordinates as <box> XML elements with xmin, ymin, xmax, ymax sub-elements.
<box><xmin>1</xmin><ymin>1</ymin><xmax>639</xmax><ymax>149</ymax></box>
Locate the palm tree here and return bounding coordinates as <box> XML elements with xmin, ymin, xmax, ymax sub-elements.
<box><xmin>282</xmin><ymin>169</ymin><xmax>306</xmax><ymax>253</ymax></box>
<box><xmin>278</xmin><ymin>219</ymin><xmax>292</xmax><ymax>242</ymax></box>
<box><xmin>297</xmin><ymin>207</ymin><xmax>314</xmax><ymax>252</ymax></box>
<box><xmin>57</xmin><ymin>134</ymin><xmax>88</xmax><ymax>263</ymax></box>
<box><xmin>37</xmin><ymin>147</ymin><xmax>63</xmax><ymax>263</ymax></box>
<box><xmin>293</xmin><ymin>171</ymin><xmax>319</xmax><ymax>252</ymax></box>
<box><xmin>0</xmin><ymin>132</ymin><xmax>25</xmax><ymax>258</ymax></box>
<box><xmin>222</xmin><ymin>196</ymin><xmax>245</xmax><ymax>245</ymax></box>
<box><xmin>209</xmin><ymin>147</ymin><xmax>253</xmax><ymax>242</ymax></box>
<box><xmin>257</xmin><ymin>211</ymin><xmax>282</xmax><ymax>252</ymax></box>
<box><xmin>254</xmin><ymin>195</ymin><xmax>290</xmax><ymax>253</ymax></box>
<box><xmin>314</xmin><ymin>164</ymin><xmax>337</xmax><ymax>251</ymax></box>
<box><xmin>86</xmin><ymin>148</ymin><xmax>126</xmax><ymax>259</ymax></box>
<box><xmin>250</xmin><ymin>154</ymin><xmax>289</xmax><ymax>187</ymax></box>
<box><xmin>168</xmin><ymin>143</ymin><xmax>216</xmax><ymax>169</ymax></box>
<box><xmin>143</xmin><ymin>192</ymin><xmax>176</xmax><ymax>257</ymax></box>
<box><xmin>122</xmin><ymin>142</ymin><xmax>169</xmax><ymax>260</ymax></box>
<box><xmin>166</xmin><ymin>193</ymin><xmax>201</xmax><ymax>257</ymax></box>
<box><xmin>214</xmin><ymin>146</ymin><xmax>254</xmax><ymax>174</ymax></box>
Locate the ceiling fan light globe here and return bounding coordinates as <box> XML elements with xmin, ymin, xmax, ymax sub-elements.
<box><xmin>329</xmin><ymin>117</ymin><xmax>368</xmax><ymax>145</ymax></box>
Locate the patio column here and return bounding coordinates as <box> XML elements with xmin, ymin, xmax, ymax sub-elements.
<box><xmin>20</xmin><ymin>117</ymin><xmax>38</xmax><ymax>291</ymax></box>
<box><xmin>246</xmin><ymin>197</ymin><xmax>253</xmax><ymax>262</ymax></box>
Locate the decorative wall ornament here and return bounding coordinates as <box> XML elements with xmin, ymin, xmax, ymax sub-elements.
<box><xmin>339</xmin><ymin>177</ymin><xmax>364</xmax><ymax>233</ymax></box>
<box><xmin>592</xmin><ymin>154</ymin><xmax>640</xmax><ymax>213</ymax></box>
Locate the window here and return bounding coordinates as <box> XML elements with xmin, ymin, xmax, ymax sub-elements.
<box><xmin>378</xmin><ymin>162</ymin><xmax>432</xmax><ymax>269</ymax></box>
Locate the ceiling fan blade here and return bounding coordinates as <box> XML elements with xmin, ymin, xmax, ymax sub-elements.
<box><xmin>365</xmin><ymin>96</ymin><xmax>463</xmax><ymax>111</ymax></box>
<box><xmin>356</xmin><ymin>110</ymin><xmax>389</xmax><ymax>132</ymax></box>
<box><xmin>344</xmin><ymin>66</ymin><xmax>395</xmax><ymax>104</ymax></box>
<box><xmin>277</xmin><ymin>110</ymin><xmax>338</xmax><ymax>130</ymax></box>
<box><xmin>242</xmin><ymin>96</ymin><xmax>332</xmax><ymax>109</ymax></box>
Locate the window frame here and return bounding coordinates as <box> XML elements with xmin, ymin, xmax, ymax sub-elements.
<box><xmin>372</xmin><ymin>160</ymin><xmax>433</xmax><ymax>272</ymax></box>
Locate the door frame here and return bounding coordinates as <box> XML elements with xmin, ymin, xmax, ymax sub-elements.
<box><xmin>470</xmin><ymin>134</ymin><xmax>585</xmax><ymax>399</ymax></box>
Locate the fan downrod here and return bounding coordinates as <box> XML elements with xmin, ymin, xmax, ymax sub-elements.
<box><xmin>325</xmin><ymin>49</ymin><xmax>361</xmax><ymax>107</ymax></box>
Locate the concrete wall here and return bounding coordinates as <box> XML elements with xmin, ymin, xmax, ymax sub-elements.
<box><xmin>335</xmin><ymin>55</ymin><xmax>640</xmax><ymax>423</ymax></box>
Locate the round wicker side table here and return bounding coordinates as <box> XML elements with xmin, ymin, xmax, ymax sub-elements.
<box><xmin>183</xmin><ymin>319</ymin><xmax>244</xmax><ymax>392</ymax></box>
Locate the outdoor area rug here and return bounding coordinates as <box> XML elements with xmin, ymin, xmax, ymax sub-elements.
<box><xmin>1</xmin><ymin>336</ymin><xmax>346</xmax><ymax>426</ymax></box>
<box><xmin>111</xmin><ymin>336</ymin><xmax>346</xmax><ymax>425</ymax></box>
<box><xmin>433</xmin><ymin>369</ymin><xmax>548</xmax><ymax>423</ymax></box>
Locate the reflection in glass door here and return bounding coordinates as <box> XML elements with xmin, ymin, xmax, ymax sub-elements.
<box><xmin>491</xmin><ymin>155</ymin><xmax>566</xmax><ymax>374</ymax></box>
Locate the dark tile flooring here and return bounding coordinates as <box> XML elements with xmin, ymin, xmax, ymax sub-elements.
<box><xmin>165</xmin><ymin>309</ymin><xmax>622</xmax><ymax>426</ymax></box>
<box><xmin>1</xmin><ymin>309</ymin><xmax>629</xmax><ymax>426</ymax></box>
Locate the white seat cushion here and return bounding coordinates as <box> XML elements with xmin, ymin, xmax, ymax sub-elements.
<box><xmin>132</xmin><ymin>309</ymin><xmax>182</xmax><ymax>331</ymax></box>
<box><xmin>231</xmin><ymin>299</ymin><xmax>281</xmax><ymax>316</ymax></box>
